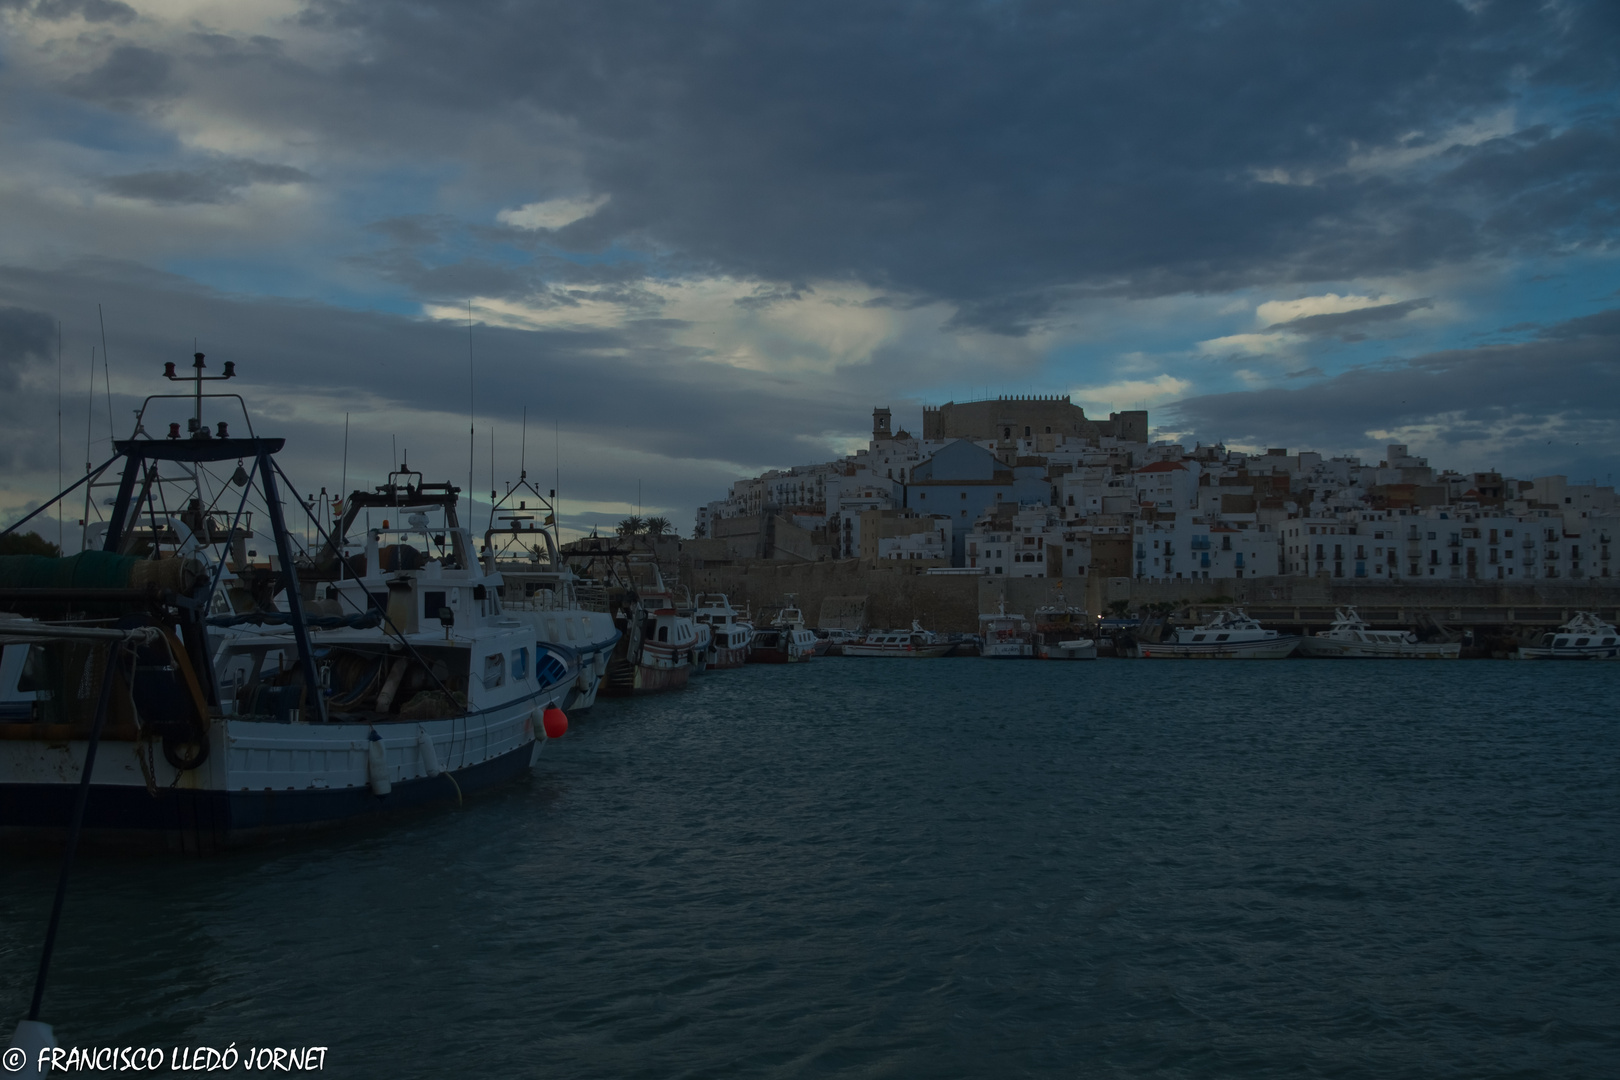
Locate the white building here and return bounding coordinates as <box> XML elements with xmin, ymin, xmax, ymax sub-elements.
<box><xmin>1133</xmin><ymin>513</ymin><xmax>1279</xmax><ymax>580</ymax></box>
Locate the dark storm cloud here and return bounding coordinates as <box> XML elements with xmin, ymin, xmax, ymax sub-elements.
<box><xmin>63</xmin><ymin>45</ymin><xmax>176</xmax><ymax>107</ymax></box>
<box><xmin>1165</xmin><ymin>309</ymin><xmax>1620</xmax><ymax>465</ymax></box>
<box><xmin>0</xmin><ymin>261</ymin><xmax>865</xmax><ymax>475</ymax></box>
<box><xmin>287</xmin><ymin>0</ymin><xmax>1620</xmax><ymax>329</ymax></box>
<box><xmin>98</xmin><ymin>160</ymin><xmax>311</xmax><ymax>205</ymax></box>
<box><xmin>1270</xmin><ymin>298</ymin><xmax>1435</xmax><ymax>341</ymax></box>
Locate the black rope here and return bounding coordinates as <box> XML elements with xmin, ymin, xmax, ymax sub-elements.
<box><xmin>27</xmin><ymin>640</ymin><xmax>130</xmax><ymax>1022</ymax></box>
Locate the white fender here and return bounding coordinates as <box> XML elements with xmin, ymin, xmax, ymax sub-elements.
<box><xmin>416</xmin><ymin>725</ymin><xmax>442</xmax><ymax>777</ymax></box>
<box><xmin>366</xmin><ymin>729</ymin><xmax>392</xmax><ymax>796</ymax></box>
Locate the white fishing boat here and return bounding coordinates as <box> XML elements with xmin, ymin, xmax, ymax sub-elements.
<box><xmin>1517</xmin><ymin>612</ymin><xmax>1620</xmax><ymax>660</ymax></box>
<box><xmin>692</xmin><ymin>593</ymin><xmax>752</xmax><ymax>668</ymax></box>
<box><xmin>749</xmin><ymin>602</ymin><xmax>817</xmax><ymax>664</ymax></box>
<box><xmin>842</xmin><ymin>620</ymin><xmax>954</xmax><ymax>658</ymax></box>
<box><xmin>598</xmin><ymin>558</ymin><xmax>699</xmax><ymax>694</ymax></box>
<box><xmin>1138</xmin><ymin>608</ymin><xmax>1300</xmax><ymax>659</ymax></box>
<box><xmin>979</xmin><ymin>600</ymin><xmax>1034</xmax><ymax>659</ymax></box>
<box><xmin>814</xmin><ymin>627</ymin><xmax>860</xmax><ymax>656</ymax></box>
<box><xmin>0</xmin><ymin>357</ymin><xmax>575</xmax><ymax>852</ymax></box>
<box><xmin>1296</xmin><ymin>607</ymin><xmax>1460</xmax><ymax>659</ymax></box>
<box><xmin>436</xmin><ymin>474</ymin><xmax>622</xmax><ymax>710</ymax></box>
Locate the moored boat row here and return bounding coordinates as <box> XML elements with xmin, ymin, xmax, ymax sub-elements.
<box><xmin>2</xmin><ymin>357</ymin><xmax>1612</xmax><ymax>856</ymax></box>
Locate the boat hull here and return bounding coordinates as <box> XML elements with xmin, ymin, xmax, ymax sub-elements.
<box><xmin>1298</xmin><ymin>637</ymin><xmax>1460</xmax><ymax>659</ymax></box>
<box><xmin>1037</xmin><ymin>639</ymin><xmax>1097</xmax><ymax>660</ymax></box>
<box><xmin>1516</xmin><ymin>645</ymin><xmax>1620</xmax><ymax>660</ymax></box>
<box><xmin>0</xmin><ymin>681</ymin><xmax>561</xmax><ymax>853</ymax></box>
<box><xmin>981</xmin><ymin>643</ymin><xmax>1034</xmax><ymax>659</ymax></box>
<box><xmin>1139</xmin><ymin>637</ymin><xmax>1300</xmax><ymax>659</ymax></box>
<box><xmin>599</xmin><ymin>657</ymin><xmax>692</xmax><ymax>695</ymax></box>
<box><xmin>841</xmin><ymin>644</ymin><xmax>954</xmax><ymax>658</ymax></box>
<box><xmin>747</xmin><ymin>646</ymin><xmax>813</xmax><ymax>664</ymax></box>
<box><xmin>707</xmin><ymin>646</ymin><xmax>749</xmax><ymax>669</ymax></box>
<box><xmin>0</xmin><ymin>739</ymin><xmax>536</xmax><ymax>853</ymax></box>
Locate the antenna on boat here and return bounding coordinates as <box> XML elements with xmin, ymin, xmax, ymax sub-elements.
<box><xmin>98</xmin><ymin>304</ymin><xmax>114</xmax><ymax>443</ymax></box>
<box><xmin>520</xmin><ymin>406</ymin><xmax>526</xmax><ymax>479</ymax></box>
<box><xmin>340</xmin><ymin>412</ymin><xmax>349</xmax><ymax>507</ymax></box>
<box><xmin>467</xmin><ymin>302</ymin><xmax>475</xmax><ymax>546</ymax></box>
<box><xmin>82</xmin><ymin>348</ymin><xmax>96</xmax><ymax>551</ymax></box>
<box><xmin>57</xmin><ymin>320</ymin><xmax>63</xmax><ymax>550</ymax></box>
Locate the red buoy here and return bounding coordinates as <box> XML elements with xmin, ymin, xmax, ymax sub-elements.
<box><xmin>542</xmin><ymin>706</ymin><xmax>568</xmax><ymax>739</ymax></box>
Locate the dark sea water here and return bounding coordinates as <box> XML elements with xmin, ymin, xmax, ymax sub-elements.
<box><xmin>3</xmin><ymin>660</ymin><xmax>1618</xmax><ymax>1078</ymax></box>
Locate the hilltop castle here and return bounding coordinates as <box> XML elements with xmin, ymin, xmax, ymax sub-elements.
<box><xmin>910</xmin><ymin>396</ymin><xmax>1148</xmax><ymax>444</ymax></box>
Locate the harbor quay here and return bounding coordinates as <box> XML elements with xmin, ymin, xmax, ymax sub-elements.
<box><xmin>679</xmin><ymin>553</ymin><xmax>1619</xmax><ymax>654</ymax></box>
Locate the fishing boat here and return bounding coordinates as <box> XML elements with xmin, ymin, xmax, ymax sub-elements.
<box><xmin>842</xmin><ymin>620</ymin><xmax>954</xmax><ymax>658</ymax></box>
<box><xmin>747</xmin><ymin>602</ymin><xmax>816</xmax><ymax>664</ymax></box>
<box><xmin>692</xmin><ymin>593</ymin><xmax>752</xmax><ymax>668</ymax></box>
<box><xmin>479</xmin><ymin>476</ymin><xmax>622</xmax><ymax>708</ymax></box>
<box><xmin>1517</xmin><ymin>612</ymin><xmax>1620</xmax><ymax>660</ymax></box>
<box><xmin>979</xmin><ymin>600</ymin><xmax>1034</xmax><ymax>659</ymax></box>
<box><xmin>1296</xmin><ymin>607</ymin><xmax>1460</xmax><ymax>659</ymax></box>
<box><xmin>1138</xmin><ymin>608</ymin><xmax>1300</xmax><ymax>659</ymax></box>
<box><xmin>597</xmin><ymin>558</ymin><xmax>698</xmax><ymax>694</ymax></box>
<box><xmin>1033</xmin><ymin>595</ymin><xmax>1096</xmax><ymax>660</ymax></box>
<box><xmin>0</xmin><ymin>357</ymin><xmax>575</xmax><ymax>852</ymax></box>
<box><xmin>813</xmin><ymin>627</ymin><xmax>859</xmax><ymax>656</ymax></box>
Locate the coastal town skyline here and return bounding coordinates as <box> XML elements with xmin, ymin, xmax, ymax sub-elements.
<box><xmin>1</xmin><ymin>1</ymin><xmax>1617</xmax><ymax>537</ymax></box>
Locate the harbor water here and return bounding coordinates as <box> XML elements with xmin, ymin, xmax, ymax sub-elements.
<box><xmin>3</xmin><ymin>661</ymin><xmax>1617</xmax><ymax>1078</ymax></box>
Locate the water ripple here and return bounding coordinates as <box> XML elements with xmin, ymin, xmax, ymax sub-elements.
<box><xmin>2</xmin><ymin>661</ymin><xmax>1617</xmax><ymax>1078</ymax></box>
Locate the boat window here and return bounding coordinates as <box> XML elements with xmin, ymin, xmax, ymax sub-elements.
<box><xmin>511</xmin><ymin>647</ymin><xmax>530</xmax><ymax>681</ymax></box>
<box><xmin>16</xmin><ymin>645</ymin><xmax>47</xmax><ymax>694</ymax></box>
<box><xmin>1575</xmin><ymin>637</ymin><xmax>1590</xmax><ymax>646</ymax></box>
<box><xmin>483</xmin><ymin>653</ymin><xmax>505</xmax><ymax>690</ymax></box>
<box><xmin>657</xmin><ymin>626</ymin><xmax>669</xmax><ymax>642</ymax></box>
<box><xmin>1555</xmin><ymin>637</ymin><xmax>1569</xmax><ymax>646</ymax></box>
<box><xmin>1605</xmin><ymin>638</ymin><xmax>1616</xmax><ymax>646</ymax></box>
<box><xmin>1215</xmin><ymin>634</ymin><xmax>1230</xmax><ymax>641</ymax></box>
<box><xmin>1192</xmin><ymin>634</ymin><xmax>1205</xmax><ymax>642</ymax></box>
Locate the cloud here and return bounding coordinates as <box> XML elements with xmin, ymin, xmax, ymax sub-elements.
<box><xmin>9</xmin><ymin>0</ymin><xmax>1608</xmax><ymax>331</ymax></box>
<box><xmin>1255</xmin><ymin>293</ymin><xmax>1392</xmax><ymax>326</ymax></box>
<box><xmin>98</xmin><ymin>159</ymin><xmax>312</xmax><ymax>205</ymax></box>
<box><xmin>1165</xmin><ymin>307</ymin><xmax>1620</xmax><ymax>475</ymax></box>
<box><xmin>0</xmin><ymin>261</ymin><xmax>882</xmax><ymax>524</ymax></box>
<box><xmin>12</xmin><ymin>0</ymin><xmax>135</xmax><ymax>24</ymax></box>
<box><xmin>1269</xmin><ymin>297</ymin><xmax>1436</xmax><ymax>340</ymax></box>
<box><xmin>496</xmin><ymin>195</ymin><xmax>610</xmax><ymax>231</ymax></box>
<box><xmin>1072</xmin><ymin>374</ymin><xmax>1191</xmax><ymax>413</ymax></box>
<box><xmin>1200</xmin><ymin>292</ymin><xmax>1438</xmax><ymax>354</ymax></box>
<box><xmin>62</xmin><ymin>45</ymin><xmax>176</xmax><ymax>107</ymax></box>
<box><xmin>0</xmin><ymin>305</ymin><xmax>56</xmax><ymax>391</ymax></box>
<box><xmin>1196</xmin><ymin>332</ymin><xmax>1297</xmax><ymax>358</ymax></box>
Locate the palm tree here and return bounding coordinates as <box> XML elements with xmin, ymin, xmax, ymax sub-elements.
<box><xmin>644</xmin><ymin>516</ymin><xmax>672</xmax><ymax>538</ymax></box>
<box><xmin>616</xmin><ymin>515</ymin><xmax>645</xmax><ymax>538</ymax></box>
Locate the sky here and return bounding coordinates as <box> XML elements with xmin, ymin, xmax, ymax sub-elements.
<box><xmin>1</xmin><ymin>0</ymin><xmax>1617</xmax><ymax>538</ymax></box>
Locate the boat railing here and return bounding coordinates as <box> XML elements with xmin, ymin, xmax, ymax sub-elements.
<box><xmin>501</xmin><ymin>584</ymin><xmax>611</xmax><ymax>614</ymax></box>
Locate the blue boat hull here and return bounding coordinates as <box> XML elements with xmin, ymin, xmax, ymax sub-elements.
<box><xmin>0</xmin><ymin>740</ymin><xmax>537</xmax><ymax>854</ymax></box>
